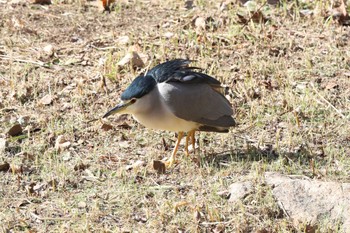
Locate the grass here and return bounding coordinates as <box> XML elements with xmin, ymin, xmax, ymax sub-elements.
<box><xmin>1</xmin><ymin>0</ymin><xmax>350</xmax><ymax>232</ymax></box>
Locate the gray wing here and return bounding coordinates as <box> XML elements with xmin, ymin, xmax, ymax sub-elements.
<box><xmin>158</xmin><ymin>82</ymin><xmax>235</xmax><ymax>129</ymax></box>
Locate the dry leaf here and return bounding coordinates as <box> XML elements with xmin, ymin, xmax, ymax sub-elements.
<box><xmin>213</xmin><ymin>224</ymin><xmax>225</xmax><ymax>233</ymax></box>
<box><xmin>40</xmin><ymin>94</ymin><xmax>52</xmax><ymax>105</ymax></box>
<box><xmin>117</xmin><ymin>36</ymin><xmax>130</xmax><ymax>45</ymax></box>
<box><xmin>55</xmin><ymin>135</ymin><xmax>71</xmax><ymax>151</ymax></box>
<box><xmin>101</xmin><ymin>123</ymin><xmax>113</xmax><ymax>131</ymax></box>
<box><xmin>125</xmin><ymin>160</ymin><xmax>145</xmax><ymax>170</ymax></box>
<box><xmin>7</xmin><ymin>124</ymin><xmax>23</xmax><ymax>136</ymax></box>
<box><xmin>153</xmin><ymin>160</ymin><xmax>166</xmax><ymax>173</ymax></box>
<box><xmin>0</xmin><ymin>162</ymin><xmax>10</xmax><ymax>172</ymax></box>
<box><xmin>322</xmin><ymin>81</ymin><xmax>339</xmax><ymax>90</ymax></box>
<box><xmin>31</xmin><ymin>0</ymin><xmax>51</xmax><ymax>4</ymax></box>
<box><xmin>74</xmin><ymin>163</ymin><xmax>90</xmax><ymax>171</ymax></box>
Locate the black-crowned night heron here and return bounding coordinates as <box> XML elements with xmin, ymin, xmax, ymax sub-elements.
<box><xmin>103</xmin><ymin>59</ymin><xmax>235</xmax><ymax>167</ymax></box>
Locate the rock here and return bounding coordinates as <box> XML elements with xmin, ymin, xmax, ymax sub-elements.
<box><xmin>117</xmin><ymin>52</ymin><xmax>144</xmax><ymax>69</ymax></box>
<box><xmin>228</xmin><ymin>181</ymin><xmax>253</xmax><ymax>203</ymax></box>
<box><xmin>43</xmin><ymin>44</ymin><xmax>54</xmax><ymax>57</ymax></box>
<box><xmin>194</xmin><ymin>17</ymin><xmax>206</xmax><ymax>31</ymax></box>
<box><xmin>40</xmin><ymin>94</ymin><xmax>52</xmax><ymax>105</ymax></box>
<box><xmin>7</xmin><ymin>124</ymin><xmax>23</xmax><ymax>136</ymax></box>
<box><xmin>265</xmin><ymin>172</ymin><xmax>350</xmax><ymax>232</ymax></box>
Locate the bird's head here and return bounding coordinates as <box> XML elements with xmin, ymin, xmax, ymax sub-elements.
<box><xmin>103</xmin><ymin>75</ymin><xmax>157</xmax><ymax>118</ymax></box>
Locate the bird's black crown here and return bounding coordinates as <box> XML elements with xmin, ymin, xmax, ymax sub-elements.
<box><xmin>121</xmin><ymin>75</ymin><xmax>157</xmax><ymax>100</ymax></box>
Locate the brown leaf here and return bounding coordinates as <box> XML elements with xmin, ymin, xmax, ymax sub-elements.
<box><xmin>31</xmin><ymin>0</ymin><xmax>51</xmax><ymax>4</ymax></box>
<box><xmin>213</xmin><ymin>224</ymin><xmax>225</xmax><ymax>233</ymax></box>
<box><xmin>322</xmin><ymin>80</ymin><xmax>339</xmax><ymax>90</ymax></box>
<box><xmin>153</xmin><ymin>160</ymin><xmax>166</xmax><ymax>173</ymax></box>
<box><xmin>74</xmin><ymin>163</ymin><xmax>90</xmax><ymax>171</ymax></box>
<box><xmin>0</xmin><ymin>162</ymin><xmax>10</xmax><ymax>172</ymax></box>
<box><xmin>7</xmin><ymin>124</ymin><xmax>23</xmax><ymax>136</ymax></box>
<box><xmin>101</xmin><ymin>123</ymin><xmax>113</xmax><ymax>131</ymax></box>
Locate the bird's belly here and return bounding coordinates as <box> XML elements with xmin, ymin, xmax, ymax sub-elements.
<box><xmin>132</xmin><ymin>111</ymin><xmax>198</xmax><ymax>132</ymax></box>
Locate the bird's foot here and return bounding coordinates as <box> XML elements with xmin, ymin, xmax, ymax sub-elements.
<box><xmin>164</xmin><ymin>157</ymin><xmax>177</xmax><ymax>168</ymax></box>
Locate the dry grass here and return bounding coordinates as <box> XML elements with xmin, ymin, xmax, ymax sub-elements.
<box><xmin>1</xmin><ymin>0</ymin><xmax>350</xmax><ymax>232</ymax></box>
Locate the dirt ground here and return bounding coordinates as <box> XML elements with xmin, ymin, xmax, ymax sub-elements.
<box><xmin>1</xmin><ymin>0</ymin><xmax>350</xmax><ymax>232</ymax></box>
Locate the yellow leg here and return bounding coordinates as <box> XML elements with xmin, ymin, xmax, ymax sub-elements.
<box><xmin>165</xmin><ymin>132</ymin><xmax>184</xmax><ymax>167</ymax></box>
<box><xmin>185</xmin><ymin>132</ymin><xmax>190</xmax><ymax>156</ymax></box>
<box><xmin>190</xmin><ymin>130</ymin><xmax>196</xmax><ymax>154</ymax></box>
<box><xmin>184</xmin><ymin>130</ymin><xmax>196</xmax><ymax>156</ymax></box>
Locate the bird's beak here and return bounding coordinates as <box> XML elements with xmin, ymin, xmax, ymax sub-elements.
<box><xmin>103</xmin><ymin>101</ymin><xmax>134</xmax><ymax>118</ymax></box>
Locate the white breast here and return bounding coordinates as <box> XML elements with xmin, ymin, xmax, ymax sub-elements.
<box><xmin>129</xmin><ymin>84</ymin><xmax>199</xmax><ymax>132</ymax></box>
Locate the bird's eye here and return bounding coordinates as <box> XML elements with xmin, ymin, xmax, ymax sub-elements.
<box><xmin>130</xmin><ymin>98</ymin><xmax>136</xmax><ymax>104</ymax></box>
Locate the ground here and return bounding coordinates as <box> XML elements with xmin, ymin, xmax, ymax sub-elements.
<box><xmin>0</xmin><ymin>0</ymin><xmax>350</xmax><ymax>232</ymax></box>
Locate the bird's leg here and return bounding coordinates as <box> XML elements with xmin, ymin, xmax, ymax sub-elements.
<box><xmin>185</xmin><ymin>132</ymin><xmax>190</xmax><ymax>156</ymax></box>
<box><xmin>191</xmin><ymin>130</ymin><xmax>196</xmax><ymax>154</ymax></box>
<box><xmin>165</xmin><ymin>132</ymin><xmax>184</xmax><ymax>168</ymax></box>
<box><xmin>185</xmin><ymin>130</ymin><xmax>196</xmax><ymax>156</ymax></box>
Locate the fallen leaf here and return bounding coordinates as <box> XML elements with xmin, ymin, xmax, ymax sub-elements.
<box><xmin>74</xmin><ymin>163</ymin><xmax>90</xmax><ymax>171</ymax></box>
<box><xmin>101</xmin><ymin>123</ymin><xmax>113</xmax><ymax>131</ymax></box>
<box><xmin>125</xmin><ymin>160</ymin><xmax>145</xmax><ymax>170</ymax></box>
<box><xmin>213</xmin><ymin>223</ymin><xmax>225</xmax><ymax>233</ymax></box>
<box><xmin>153</xmin><ymin>160</ymin><xmax>166</xmax><ymax>173</ymax></box>
<box><xmin>322</xmin><ymin>80</ymin><xmax>339</xmax><ymax>90</ymax></box>
<box><xmin>0</xmin><ymin>162</ymin><xmax>10</xmax><ymax>172</ymax></box>
<box><xmin>40</xmin><ymin>94</ymin><xmax>52</xmax><ymax>105</ymax></box>
<box><xmin>117</xmin><ymin>36</ymin><xmax>130</xmax><ymax>45</ymax></box>
<box><xmin>7</xmin><ymin>124</ymin><xmax>23</xmax><ymax>136</ymax></box>
<box><xmin>10</xmin><ymin>164</ymin><xmax>23</xmax><ymax>174</ymax></box>
<box><xmin>55</xmin><ymin>135</ymin><xmax>71</xmax><ymax>151</ymax></box>
<box><xmin>173</xmin><ymin>201</ymin><xmax>190</xmax><ymax>213</ymax></box>
<box><xmin>31</xmin><ymin>0</ymin><xmax>51</xmax><ymax>4</ymax></box>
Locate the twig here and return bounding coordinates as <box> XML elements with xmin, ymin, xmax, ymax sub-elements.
<box><xmin>310</xmin><ymin>82</ymin><xmax>348</xmax><ymax>120</ymax></box>
<box><xmin>0</xmin><ymin>55</ymin><xmax>51</xmax><ymax>68</ymax></box>
<box><xmin>201</xmin><ymin>218</ymin><xmax>235</xmax><ymax>226</ymax></box>
<box><xmin>30</xmin><ymin>212</ymin><xmax>71</xmax><ymax>221</ymax></box>
<box><xmin>277</xmin><ymin>200</ymin><xmax>290</xmax><ymax>218</ymax></box>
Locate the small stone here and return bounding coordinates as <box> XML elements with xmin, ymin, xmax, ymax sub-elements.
<box><xmin>43</xmin><ymin>44</ymin><xmax>54</xmax><ymax>57</ymax></box>
<box><xmin>228</xmin><ymin>181</ymin><xmax>253</xmax><ymax>203</ymax></box>
<box><xmin>78</xmin><ymin>201</ymin><xmax>87</xmax><ymax>208</ymax></box>
<box><xmin>40</xmin><ymin>94</ymin><xmax>52</xmax><ymax>105</ymax></box>
<box><xmin>117</xmin><ymin>52</ymin><xmax>145</xmax><ymax>69</ymax></box>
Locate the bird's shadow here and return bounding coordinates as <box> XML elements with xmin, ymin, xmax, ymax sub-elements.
<box><xmin>200</xmin><ymin>143</ymin><xmax>314</xmax><ymax>170</ymax></box>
